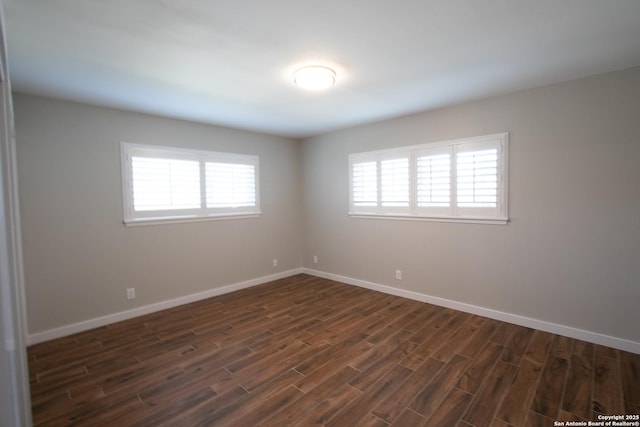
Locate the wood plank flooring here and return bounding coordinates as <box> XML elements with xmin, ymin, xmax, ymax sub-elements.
<box><xmin>28</xmin><ymin>274</ymin><xmax>640</xmax><ymax>426</ymax></box>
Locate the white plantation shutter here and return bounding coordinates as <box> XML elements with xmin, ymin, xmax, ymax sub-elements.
<box><xmin>349</xmin><ymin>153</ymin><xmax>410</xmax><ymax>214</ymax></box>
<box><xmin>206</xmin><ymin>162</ymin><xmax>256</xmax><ymax>208</ymax></box>
<box><xmin>417</xmin><ymin>151</ymin><xmax>451</xmax><ymax>215</ymax></box>
<box><xmin>348</xmin><ymin>133</ymin><xmax>508</xmax><ymax>223</ymax></box>
<box><xmin>456</xmin><ymin>148</ymin><xmax>498</xmax><ymax>207</ymax></box>
<box><xmin>131</xmin><ymin>157</ymin><xmax>200</xmax><ymax>211</ymax></box>
<box><xmin>122</xmin><ymin>143</ymin><xmax>260</xmax><ymax>224</ymax></box>
<box><xmin>454</xmin><ymin>140</ymin><xmax>503</xmax><ymax>218</ymax></box>
<box><xmin>352</xmin><ymin>161</ymin><xmax>378</xmax><ymax>207</ymax></box>
<box><xmin>380</xmin><ymin>157</ymin><xmax>409</xmax><ymax>208</ymax></box>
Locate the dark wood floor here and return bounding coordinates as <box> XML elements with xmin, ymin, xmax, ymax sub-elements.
<box><xmin>28</xmin><ymin>274</ymin><xmax>639</xmax><ymax>426</ymax></box>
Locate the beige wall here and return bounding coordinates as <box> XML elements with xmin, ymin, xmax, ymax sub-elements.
<box><xmin>14</xmin><ymin>94</ymin><xmax>303</xmax><ymax>334</ymax></box>
<box><xmin>302</xmin><ymin>67</ymin><xmax>640</xmax><ymax>344</ymax></box>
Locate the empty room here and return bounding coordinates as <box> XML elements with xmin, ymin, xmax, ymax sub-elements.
<box><xmin>0</xmin><ymin>0</ymin><xmax>639</xmax><ymax>426</ymax></box>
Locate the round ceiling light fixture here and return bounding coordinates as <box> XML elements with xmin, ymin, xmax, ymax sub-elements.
<box><xmin>293</xmin><ymin>65</ymin><xmax>336</xmax><ymax>91</ymax></box>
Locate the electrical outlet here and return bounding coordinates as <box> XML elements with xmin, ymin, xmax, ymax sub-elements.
<box><xmin>273</xmin><ymin>258</ymin><xmax>278</xmax><ymax>267</ymax></box>
<box><xmin>395</xmin><ymin>270</ymin><xmax>402</xmax><ymax>280</ymax></box>
<box><xmin>313</xmin><ymin>255</ymin><xmax>318</xmax><ymax>264</ymax></box>
<box><xmin>126</xmin><ymin>288</ymin><xmax>136</xmax><ymax>299</ymax></box>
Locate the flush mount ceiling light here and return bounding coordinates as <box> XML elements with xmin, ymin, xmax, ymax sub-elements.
<box><xmin>293</xmin><ymin>65</ymin><xmax>336</xmax><ymax>91</ymax></box>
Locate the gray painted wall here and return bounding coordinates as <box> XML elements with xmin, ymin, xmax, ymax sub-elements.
<box><xmin>302</xmin><ymin>67</ymin><xmax>640</xmax><ymax>344</ymax></box>
<box><xmin>14</xmin><ymin>94</ymin><xmax>303</xmax><ymax>334</ymax></box>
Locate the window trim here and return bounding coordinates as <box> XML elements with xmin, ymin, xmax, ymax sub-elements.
<box><xmin>121</xmin><ymin>142</ymin><xmax>261</xmax><ymax>226</ymax></box>
<box><xmin>348</xmin><ymin>133</ymin><xmax>509</xmax><ymax>225</ymax></box>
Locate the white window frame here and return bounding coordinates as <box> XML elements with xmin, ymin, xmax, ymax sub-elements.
<box><xmin>349</xmin><ymin>133</ymin><xmax>509</xmax><ymax>225</ymax></box>
<box><xmin>121</xmin><ymin>142</ymin><xmax>260</xmax><ymax>226</ymax></box>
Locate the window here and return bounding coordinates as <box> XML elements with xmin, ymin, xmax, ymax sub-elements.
<box><xmin>121</xmin><ymin>143</ymin><xmax>260</xmax><ymax>225</ymax></box>
<box><xmin>349</xmin><ymin>133</ymin><xmax>508</xmax><ymax>224</ymax></box>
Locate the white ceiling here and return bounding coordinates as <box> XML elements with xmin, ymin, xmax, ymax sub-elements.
<box><xmin>5</xmin><ymin>0</ymin><xmax>640</xmax><ymax>138</ymax></box>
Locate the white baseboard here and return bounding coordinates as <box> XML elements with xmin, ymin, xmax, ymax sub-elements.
<box><xmin>302</xmin><ymin>268</ymin><xmax>640</xmax><ymax>355</ymax></box>
<box><xmin>27</xmin><ymin>268</ymin><xmax>304</xmax><ymax>345</ymax></box>
<box><xmin>28</xmin><ymin>267</ymin><xmax>639</xmax><ymax>355</ymax></box>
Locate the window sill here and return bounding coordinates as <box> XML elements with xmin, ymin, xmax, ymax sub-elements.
<box><xmin>348</xmin><ymin>212</ymin><xmax>508</xmax><ymax>225</ymax></box>
<box><xmin>124</xmin><ymin>212</ymin><xmax>262</xmax><ymax>227</ymax></box>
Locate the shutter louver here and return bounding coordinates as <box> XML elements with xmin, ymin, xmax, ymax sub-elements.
<box><xmin>456</xmin><ymin>149</ymin><xmax>498</xmax><ymax>208</ymax></box>
<box><xmin>352</xmin><ymin>161</ymin><xmax>378</xmax><ymax>207</ymax></box>
<box><xmin>206</xmin><ymin>163</ymin><xmax>256</xmax><ymax>208</ymax></box>
<box><xmin>381</xmin><ymin>158</ymin><xmax>409</xmax><ymax>207</ymax></box>
<box><xmin>131</xmin><ymin>157</ymin><xmax>200</xmax><ymax>211</ymax></box>
<box><xmin>417</xmin><ymin>153</ymin><xmax>450</xmax><ymax>207</ymax></box>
